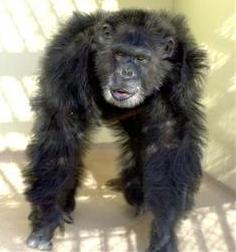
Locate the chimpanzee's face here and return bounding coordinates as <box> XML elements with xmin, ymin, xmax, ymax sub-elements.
<box><xmin>95</xmin><ymin>23</ymin><xmax>175</xmax><ymax>108</ymax></box>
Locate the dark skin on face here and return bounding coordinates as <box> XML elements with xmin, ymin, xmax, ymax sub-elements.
<box><xmin>97</xmin><ymin>24</ymin><xmax>176</xmax><ymax>108</ymax></box>
<box><xmin>111</xmin><ymin>44</ymin><xmax>151</xmax><ymax>100</ymax></box>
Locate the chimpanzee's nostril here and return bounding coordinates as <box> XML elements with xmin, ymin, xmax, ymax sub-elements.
<box><xmin>121</xmin><ymin>68</ymin><xmax>134</xmax><ymax>78</ymax></box>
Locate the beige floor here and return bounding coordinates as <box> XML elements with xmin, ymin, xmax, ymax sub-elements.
<box><xmin>0</xmin><ymin>146</ymin><xmax>235</xmax><ymax>252</ymax></box>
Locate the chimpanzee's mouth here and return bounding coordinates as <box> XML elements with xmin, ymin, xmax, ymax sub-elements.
<box><xmin>111</xmin><ymin>89</ymin><xmax>135</xmax><ymax>101</ymax></box>
<box><xmin>103</xmin><ymin>86</ymin><xmax>144</xmax><ymax>108</ymax></box>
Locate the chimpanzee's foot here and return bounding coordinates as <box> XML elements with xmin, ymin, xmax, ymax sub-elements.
<box><xmin>63</xmin><ymin>212</ymin><xmax>74</xmax><ymax>224</ymax></box>
<box><xmin>135</xmin><ymin>202</ymin><xmax>148</xmax><ymax>216</ymax></box>
<box><xmin>26</xmin><ymin>207</ymin><xmax>64</xmax><ymax>250</ymax></box>
<box><xmin>27</xmin><ymin>228</ymin><xmax>53</xmax><ymax>250</ymax></box>
<box><xmin>106</xmin><ymin>177</ymin><xmax>144</xmax><ymax>212</ymax></box>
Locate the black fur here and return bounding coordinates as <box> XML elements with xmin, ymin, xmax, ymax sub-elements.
<box><xmin>23</xmin><ymin>9</ymin><xmax>207</xmax><ymax>251</ymax></box>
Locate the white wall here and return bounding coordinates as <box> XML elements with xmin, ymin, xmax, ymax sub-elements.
<box><xmin>174</xmin><ymin>0</ymin><xmax>236</xmax><ymax>191</ymax></box>
<box><xmin>118</xmin><ymin>0</ymin><xmax>173</xmax><ymax>10</ymax></box>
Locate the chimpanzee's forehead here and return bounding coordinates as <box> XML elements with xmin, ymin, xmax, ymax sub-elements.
<box><xmin>114</xmin><ymin>25</ymin><xmax>155</xmax><ymax>48</ymax></box>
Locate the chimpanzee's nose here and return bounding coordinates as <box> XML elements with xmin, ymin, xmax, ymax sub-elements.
<box><xmin>119</xmin><ymin>64</ymin><xmax>136</xmax><ymax>79</ymax></box>
<box><xmin>121</xmin><ymin>68</ymin><xmax>134</xmax><ymax>77</ymax></box>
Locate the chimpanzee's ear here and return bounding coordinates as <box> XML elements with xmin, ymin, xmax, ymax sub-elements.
<box><xmin>96</xmin><ymin>23</ymin><xmax>113</xmax><ymax>45</ymax></box>
<box><xmin>162</xmin><ymin>37</ymin><xmax>176</xmax><ymax>59</ymax></box>
<box><xmin>101</xmin><ymin>24</ymin><xmax>113</xmax><ymax>38</ymax></box>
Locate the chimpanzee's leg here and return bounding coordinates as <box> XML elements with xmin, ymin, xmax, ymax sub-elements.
<box><xmin>56</xmin><ymin>163</ymin><xmax>80</xmax><ymax>224</ymax></box>
<box><xmin>144</xmin><ymin>140</ymin><xmax>202</xmax><ymax>252</ymax></box>
<box><xmin>24</xmin><ymin>107</ymin><xmax>90</xmax><ymax>250</ymax></box>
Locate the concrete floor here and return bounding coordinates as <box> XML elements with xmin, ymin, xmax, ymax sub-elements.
<box><xmin>0</xmin><ymin>146</ymin><xmax>235</xmax><ymax>252</ymax></box>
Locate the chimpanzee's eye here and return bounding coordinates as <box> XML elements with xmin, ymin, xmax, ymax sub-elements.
<box><xmin>116</xmin><ymin>51</ymin><xmax>125</xmax><ymax>57</ymax></box>
<box><xmin>115</xmin><ymin>51</ymin><xmax>127</xmax><ymax>61</ymax></box>
<box><xmin>137</xmin><ymin>56</ymin><xmax>145</xmax><ymax>61</ymax></box>
<box><xmin>136</xmin><ymin>56</ymin><xmax>147</xmax><ymax>63</ymax></box>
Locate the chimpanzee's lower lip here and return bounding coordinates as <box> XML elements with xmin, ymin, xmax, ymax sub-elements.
<box><xmin>111</xmin><ymin>90</ymin><xmax>134</xmax><ymax>101</ymax></box>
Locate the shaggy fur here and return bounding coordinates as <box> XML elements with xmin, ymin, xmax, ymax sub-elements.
<box><xmin>23</xmin><ymin>9</ymin><xmax>207</xmax><ymax>252</ymax></box>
